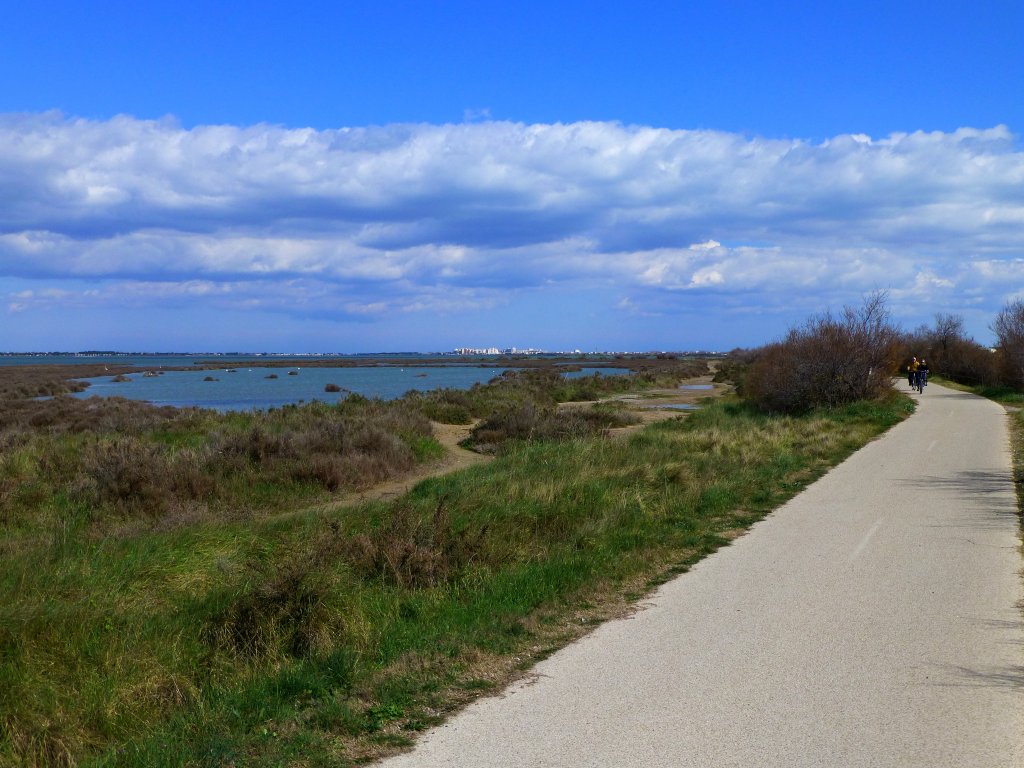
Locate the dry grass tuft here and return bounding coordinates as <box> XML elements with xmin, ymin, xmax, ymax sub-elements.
<box><xmin>344</xmin><ymin>499</ymin><xmax>487</xmax><ymax>589</ymax></box>
<box><xmin>204</xmin><ymin>561</ymin><xmax>337</xmax><ymax>660</ymax></box>
<box><xmin>3</xmin><ymin>720</ymin><xmax>78</xmax><ymax>768</ymax></box>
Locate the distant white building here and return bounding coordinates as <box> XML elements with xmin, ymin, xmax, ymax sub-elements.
<box><xmin>453</xmin><ymin>346</ymin><xmax>551</xmax><ymax>355</ymax></box>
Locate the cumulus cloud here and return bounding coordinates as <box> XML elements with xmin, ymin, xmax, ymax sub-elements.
<box><xmin>1</xmin><ymin>113</ymin><xmax>1022</xmax><ymax>343</ymax></box>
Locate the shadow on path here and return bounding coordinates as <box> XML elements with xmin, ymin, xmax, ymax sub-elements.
<box><xmin>898</xmin><ymin>471</ymin><xmax>1020</xmax><ymax>530</ymax></box>
<box><xmin>936</xmin><ymin>664</ymin><xmax>1024</xmax><ymax>693</ymax></box>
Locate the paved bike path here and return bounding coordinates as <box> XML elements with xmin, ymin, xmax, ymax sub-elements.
<box><xmin>382</xmin><ymin>383</ymin><xmax>1024</xmax><ymax>767</ymax></box>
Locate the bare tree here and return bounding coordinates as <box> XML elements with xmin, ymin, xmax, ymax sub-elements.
<box><xmin>993</xmin><ymin>299</ymin><xmax>1024</xmax><ymax>389</ymax></box>
<box><xmin>932</xmin><ymin>313</ymin><xmax>966</xmax><ymax>355</ymax></box>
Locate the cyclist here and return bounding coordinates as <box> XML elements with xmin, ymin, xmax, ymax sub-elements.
<box><xmin>907</xmin><ymin>357</ymin><xmax>919</xmax><ymax>389</ymax></box>
<box><xmin>917</xmin><ymin>359</ymin><xmax>930</xmax><ymax>392</ymax></box>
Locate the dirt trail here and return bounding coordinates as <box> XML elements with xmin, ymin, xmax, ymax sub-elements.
<box><xmin>334</xmin><ymin>371</ymin><xmax>729</xmax><ymax>507</ymax></box>
<box><xmin>565</xmin><ymin>372</ymin><xmax>730</xmax><ymax>438</ymax></box>
<box><xmin>336</xmin><ymin>421</ymin><xmax>491</xmax><ymax>507</ymax></box>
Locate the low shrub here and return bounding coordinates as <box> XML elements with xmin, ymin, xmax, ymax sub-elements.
<box><xmin>77</xmin><ymin>437</ymin><xmax>176</xmax><ymax>515</ymax></box>
<box><xmin>1</xmin><ymin>396</ymin><xmax>188</xmax><ymax>437</ymax></box>
<box><xmin>415</xmin><ymin>398</ymin><xmax>474</xmax><ymax>425</ymax></box>
<box><xmin>204</xmin><ymin>561</ymin><xmax>336</xmax><ymax>660</ymax></box>
<box><xmin>469</xmin><ymin>400</ymin><xmax>639</xmax><ymax>451</ymax></box>
<box><xmin>402</xmin><ymin>360</ymin><xmax>708</xmax><ymax>425</ymax></box>
<box><xmin>0</xmin><ymin>396</ymin><xmax>438</xmax><ymax>528</ymax></box>
<box><xmin>0</xmin><ymin>364</ymin><xmax>115</xmax><ymax>402</ymax></box>
<box><xmin>75</xmin><ymin>437</ymin><xmax>214</xmax><ymax>516</ymax></box>
<box><xmin>343</xmin><ymin>498</ymin><xmax>486</xmax><ymax>589</ymax></box>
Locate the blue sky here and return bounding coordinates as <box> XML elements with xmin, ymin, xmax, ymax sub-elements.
<box><xmin>2</xmin><ymin>1</ymin><xmax>1022</xmax><ymax>352</ymax></box>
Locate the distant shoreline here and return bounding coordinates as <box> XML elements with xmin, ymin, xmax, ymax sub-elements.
<box><xmin>0</xmin><ymin>351</ymin><xmax>723</xmax><ymax>371</ymax></box>
<box><xmin>0</xmin><ymin>349</ymin><xmax>725</xmax><ymax>359</ymax></box>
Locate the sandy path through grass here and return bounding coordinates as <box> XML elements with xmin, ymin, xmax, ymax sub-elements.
<box><xmin>331</xmin><ymin>373</ymin><xmax>729</xmax><ymax>508</ymax></box>
<box><xmin>336</xmin><ymin>421</ymin><xmax>493</xmax><ymax>506</ymax></box>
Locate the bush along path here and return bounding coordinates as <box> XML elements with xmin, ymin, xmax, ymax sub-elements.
<box><xmin>0</xmin><ymin>388</ymin><xmax>920</xmax><ymax>767</ymax></box>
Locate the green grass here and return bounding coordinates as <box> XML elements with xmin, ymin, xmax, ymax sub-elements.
<box><xmin>0</xmin><ymin>393</ymin><xmax>914</xmax><ymax>767</ymax></box>
<box><xmin>929</xmin><ymin>375</ymin><xmax>1024</xmax><ymax>406</ymax></box>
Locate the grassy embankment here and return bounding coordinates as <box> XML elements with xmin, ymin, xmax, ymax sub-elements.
<box><xmin>1</xmin><ymin>360</ymin><xmax>912</xmax><ymax>766</ymax></box>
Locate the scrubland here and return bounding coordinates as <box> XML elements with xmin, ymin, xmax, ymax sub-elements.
<box><xmin>0</xmin><ymin>356</ymin><xmax>922</xmax><ymax>766</ymax></box>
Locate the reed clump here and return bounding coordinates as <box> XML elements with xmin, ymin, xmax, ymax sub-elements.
<box><xmin>343</xmin><ymin>498</ymin><xmax>488</xmax><ymax>589</ymax></box>
<box><xmin>204</xmin><ymin>559</ymin><xmax>339</xmax><ymax>660</ymax></box>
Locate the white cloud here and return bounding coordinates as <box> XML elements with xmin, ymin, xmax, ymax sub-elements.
<box><xmin>689</xmin><ymin>240</ymin><xmax>721</xmax><ymax>251</ymax></box>
<box><xmin>690</xmin><ymin>269</ymin><xmax>725</xmax><ymax>287</ymax></box>
<box><xmin>1</xmin><ymin>113</ymin><xmax>1022</xmax><ymax>343</ymax></box>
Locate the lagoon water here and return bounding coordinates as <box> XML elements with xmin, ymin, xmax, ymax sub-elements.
<box><xmin>70</xmin><ymin>365</ymin><xmax>627</xmax><ymax>411</ymax></box>
<box><xmin>0</xmin><ymin>353</ymin><xmax>426</xmax><ymax>367</ymax></box>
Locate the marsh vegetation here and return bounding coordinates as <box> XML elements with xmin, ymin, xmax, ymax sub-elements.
<box><xmin>0</xmin><ymin>352</ymin><xmax>925</xmax><ymax>766</ymax></box>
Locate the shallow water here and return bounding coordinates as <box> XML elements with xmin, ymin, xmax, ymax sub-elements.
<box><xmin>71</xmin><ymin>366</ymin><xmax>627</xmax><ymax>412</ymax></box>
<box><xmin>646</xmin><ymin>403</ymin><xmax>700</xmax><ymax>410</ymax></box>
<box><xmin>1</xmin><ymin>353</ymin><xmax>365</xmax><ymax>367</ymax></box>
<box><xmin>679</xmin><ymin>384</ymin><xmax>714</xmax><ymax>390</ymax></box>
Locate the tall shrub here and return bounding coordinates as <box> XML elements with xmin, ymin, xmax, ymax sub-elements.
<box><xmin>745</xmin><ymin>293</ymin><xmax>901</xmax><ymax>413</ymax></box>
<box><xmin>993</xmin><ymin>299</ymin><xmax>1024</xmax><ymax>389</ymax></box>
<box><xmin>901</xmin><ymin>313</ymin><xmax>999</xmax><ymax>387</ymax></box>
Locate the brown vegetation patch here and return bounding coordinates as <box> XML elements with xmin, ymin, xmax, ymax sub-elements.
<box><xmin>343</xmin><ymin>499</ymin><xmax>487</xmax><ymax>589</ymax></box>
<box><xmin>745</xmin><ymin>293</ymin><xmax>900</xmax><ymax>413</ymax></box>
<box><xmin>0</xmin><ymin>363</ymin><xmax>123</xmax><ymax>400</ymax></box>
<box><xmin>204</xmin><ymin>561</ymin><xmax>336</xmax><ymax>660</ymax></box>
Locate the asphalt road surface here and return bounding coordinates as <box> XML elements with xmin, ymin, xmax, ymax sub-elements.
<box><xmin>382</xmin><ymin>382</ymin><xmax>1024</xmax><ymax>767</ymax></box>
